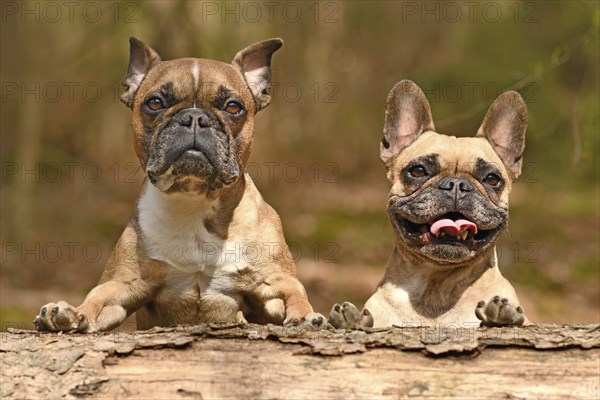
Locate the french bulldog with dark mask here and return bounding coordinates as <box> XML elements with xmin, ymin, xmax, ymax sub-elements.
<box><xmin>34</xmin><ymin>37</ymin><xmax>326</xmax><ymax>332</ymax></box>
<box><xmin>329</xmin><ymin>80</ymin><xmax>528</xmax><ymax>329</ymax></box>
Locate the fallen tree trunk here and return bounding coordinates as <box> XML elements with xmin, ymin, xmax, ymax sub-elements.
<box><xmin>1</xmin><ymin>324</ymin><xmax>599</xmax><ymax>399</ymax></box>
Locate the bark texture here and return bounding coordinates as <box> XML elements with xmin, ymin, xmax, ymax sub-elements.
<box><xmin>1</xmin><ymin>324</ymin><xmax>599</xmax><ymax>399</ymax></box>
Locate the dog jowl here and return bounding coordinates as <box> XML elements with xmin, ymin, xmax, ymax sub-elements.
<box><xmin>34</xmin><ymin>38</ymin><xmax>326</xmax><ymax>333</ymax></box>
<box><xmin>330</xmin><ymin>80</ymin><xmax>528</xmax><ymax>329</ymax></box>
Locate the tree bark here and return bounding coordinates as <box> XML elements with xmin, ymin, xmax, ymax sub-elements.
<box><xmin>1</xmin><ymin>324</ymin><xmax>598</xmax><ymax>399</ymax></box>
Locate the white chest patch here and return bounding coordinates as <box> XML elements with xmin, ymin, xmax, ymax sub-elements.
<box><xmin>137</xmin><ymin>183</ymin><xmax>248</xmax><ymax>290</ymax></box>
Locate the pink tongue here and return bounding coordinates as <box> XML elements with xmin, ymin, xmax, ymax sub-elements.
<box><xmin>430</xmin><ymin>219</ymin><xmax>478</xmax><ymax>236</ymax></box>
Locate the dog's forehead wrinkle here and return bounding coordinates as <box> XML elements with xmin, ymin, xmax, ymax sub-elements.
<box><xmin>199</xmin><ymin>73</ymin><xmax>247</xmax><ymax>104</ymax></box>
<box><xmin>426</xmin><ymin>136</ymin><xmax>502</xmax><ymax>175</ymax></box>
<box><xmin>475</xmin><ymin>157</ymin><xmax>501</xmax><ymax>175</ymax></box>
<box><xmin>150</xmin><ymin>58</ymin><xmax>246</xmax><ymax>102</ymax></box>
<box><xmin>406</xmin><ymin>153</ymin><xmax>440</xmax><ymax>168</ymax></box>
<box><xmin>157</xmin><ymin>81</ymin><xmax>173</xmax><ymax>94</ymax></box>
<box><xmin>216</xmin><ymin>85</ymin><xmax>236</xmax><ymax>102</ymax></box>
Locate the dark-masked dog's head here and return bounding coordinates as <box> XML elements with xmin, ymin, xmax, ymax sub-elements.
<box><xmin>120</xmin><ymin>37</ymin><xmax>282</xmax><ymax>194</ymax></box>
<box><xmin>380</xmin><ymin>80</ymin><xmax>527</xmax><ymax>265</ymax></box>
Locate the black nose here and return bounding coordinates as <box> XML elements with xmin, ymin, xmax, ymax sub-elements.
<box><xmin>175</xmin><ymin>108</ymin><xmax>213</xmax><ymax>129</ymax></box>
<box><xmin>438</xmin><ymin>176</ymin><xmax>474</xmax><ymax>192</ymax></box>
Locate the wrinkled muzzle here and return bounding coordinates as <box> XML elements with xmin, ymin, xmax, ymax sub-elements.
<box><xmin>145</xmin><ymin>108</ymin><xmax>240</xmax><ymax>191</ymax></box>
<box><xmin>387</xmin><ymin>179</ymin><xmax>508</xmax><ymax>263</ymax></box>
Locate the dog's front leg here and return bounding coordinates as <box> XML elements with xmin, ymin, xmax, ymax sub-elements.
<box><xmin>34</xmin><ymin>224</ymin><xmax>157</xmax><ymax>333</ymax></box>
<box><xmin>36</xmin><ymin>280</ymin><xmax>149</xmax><ymax>333</ymax></box>
<box><xmin>258</xmin><ymin>273</ymin><xmax>327</xmax><ymax>329</ymax></box>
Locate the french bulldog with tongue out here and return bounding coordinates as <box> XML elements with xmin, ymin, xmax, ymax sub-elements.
<box><xmin>34</xmin><ymin>37</ymin><xmax>326</xmax><ymax>333</ymax></box>
<box><xmin>329</xmin><ymin>80</ymin><xmax>528</xmax><ymax>329</ymax></box>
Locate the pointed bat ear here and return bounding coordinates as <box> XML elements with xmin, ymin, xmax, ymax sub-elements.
<box><xmin>232</xmin><ymin>38</ymin><xmax>283</xmax><ymax>112</ymax></box>
<box><xmin>380</xmin><ymin>80</ymin><xmax>435</xmax><ymax>165</ymax></box>
<box><xmin>120</xmin><ymin>37</ymin><xmax>161</xmax><ymax>108</ymax></box>
<box><xmin>476</xmin><ymin>91</ymin><xmax>527</xmax><ymax>179</ymax></box>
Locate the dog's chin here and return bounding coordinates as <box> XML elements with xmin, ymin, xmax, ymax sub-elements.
<box><xmin>148</xmin><ymin>150</ymin><xmax>240</xmax><ymax>194</ymax></box>
<box><xmin>418</xmin><ymin>243</ymin><xmax>476</xmax><ymax>264</ymax></box>
<box><xmin>391</xmin><ymin>211</ymin><xmax>503</xmax><ymax>265</ymax></box>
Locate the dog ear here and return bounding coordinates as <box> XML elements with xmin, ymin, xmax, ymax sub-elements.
<box><xmin>121</xmin><ymin>37</ymin><xmax>161</xmax><ymax>108</ymax></box>
<box><xmin>232</xmin><ymin>38</ymin><xmax>283</xmax><ymax>112</ymax></box>
<box><xmin>381</xmin><ymin>80</ymin><xmax>435</xmax><ymax>164</ymax></box>
<box><xmin>476</xmin><ymin>91</ymin><xmax>527</xmax><ymax>179</ymax></box>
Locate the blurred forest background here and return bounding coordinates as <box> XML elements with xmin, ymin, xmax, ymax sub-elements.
<box><xmin>1</xmin><ymin>1</ymin><xmax>598</xmax><ymax>329</ymax></box>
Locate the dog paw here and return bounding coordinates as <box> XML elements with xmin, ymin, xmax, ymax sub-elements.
<box><xmin>475</xmin><ymin>296</ymin><xmax>525</xmax><ymax>327</ymax></box>
<box><xmin>283</xmin><ymin>312</ymin><xmax>328</xmax><ymax>330</ymax></box>
<box><xmin>328</xmin><ymin>302</ymin><xmax>374</xmax><ymax>330</ymax></box>
<box><xmin>34</xmin><ymin>301</ymin><xmax>89</xmax><ymax>332</ymax></box>
<box><xmin>302</xmin><ymin>312</ymin><xmax>328</xmax><ymax>330</ymax></box>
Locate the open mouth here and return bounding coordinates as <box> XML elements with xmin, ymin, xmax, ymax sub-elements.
<box><xmin>394</xmin><ymin>212</ymin><xmax>501</xmax><ymax>248</ymax></box>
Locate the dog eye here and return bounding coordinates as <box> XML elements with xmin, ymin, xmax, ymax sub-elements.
<box><xmin>483</xmin><ymin>173</ymin><xmax>502</xmax><ymax>186</ymax></box>
<box><xmin>408</xmin><ymin>165</ymin><xmax>427</xmax><ymax>178</ymax></box>
<box><xmin>224</xmin><ymin>101</ymin><xmax>243</xmax><ymax>115</ymax></box>
<box><xmin>145</xmin><ymin>97</ymin><xmax>165</xmax><ymax>111</ymax></box>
